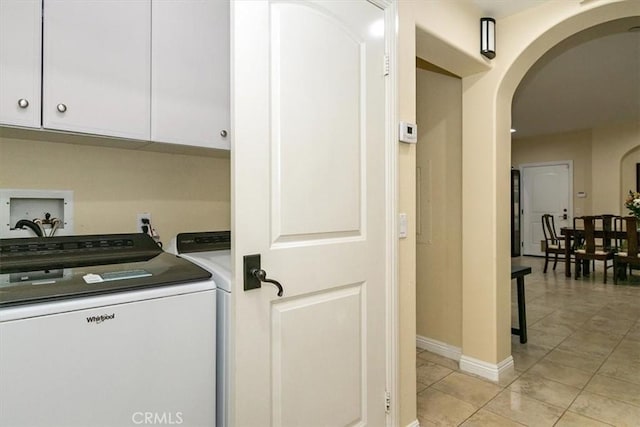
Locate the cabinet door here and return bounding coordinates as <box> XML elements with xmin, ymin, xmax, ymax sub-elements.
<box><xmin>0</xmin><ymin>0</ymin><xmax>42</xmax><ymax>128</ymax></box>
<box><xmin>42</xmin><ymin>0</ymin><xmax>151</xmax><ymax>140</ymax></box>
<box><xmin>151</xmin><ymin>0</ymin><xmax>229</xmax><ymax>149</ymax></box>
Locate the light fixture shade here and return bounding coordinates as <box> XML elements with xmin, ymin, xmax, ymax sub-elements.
<box><xmin>481</xmin><ymin>17</ymin><xmax>496</xmax><ymax>59</ymax></box>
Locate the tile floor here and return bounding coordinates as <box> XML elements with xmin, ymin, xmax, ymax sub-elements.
<box><xmin>416</xmin><ymin>256</ymin><xmax>640</xmax><ymax>426</ymax></box>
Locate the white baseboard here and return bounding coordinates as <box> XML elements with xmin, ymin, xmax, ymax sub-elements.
<box><xmin>459</xmin><ymin>354</ymin><xmax>514</xmax><ymax>382</ymax></box>
<box><xmin>405</xmin><ymin>420</ymin><xmax>420</xmax><ymax>427</ymax></box>
<box><xmin>416</xmin><ymin>335</ymin><xmax>461</xmax><ymax>362</ymax></box>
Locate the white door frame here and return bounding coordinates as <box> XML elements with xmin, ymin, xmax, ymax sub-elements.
<box><xmin>375</xmin><ymin>0</ymin><xmax>399</xmax><ymax>424</ymax></box>
<box><xmin>519</xmin><ymin>160</ymin><xmax>573</xmax><ymax>256</ymax></box>
<box><xmin>228</xmin><ymin>0</ymin><xmax>399</xmax><ymax>424</ymax></box>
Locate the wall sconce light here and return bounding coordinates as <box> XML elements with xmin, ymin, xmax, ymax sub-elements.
<box><xmin>480</xmin><ymin>17</ymin><xmax>496</xmax><ymax>59</ymax></box>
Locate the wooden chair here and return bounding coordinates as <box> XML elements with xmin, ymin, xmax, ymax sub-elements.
<box><xmin>613</xmin><ymin>216</ymin><xmax>640</xmax><ymax>284</ymax></box>
<box><xmin>574</xmin><ymin>216</ymin><xmax>615</xmax><ymax>283</ymax></box>
<box><xmin>542</xmin><ymin>214</ymin><xmax>571</xmax><ymax>273</ymax></box>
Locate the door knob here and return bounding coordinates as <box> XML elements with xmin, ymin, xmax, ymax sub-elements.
<box><xmin>243</xmin><ymin>254</ymin><xmax>284</xmax><ymax>297</ymax></box>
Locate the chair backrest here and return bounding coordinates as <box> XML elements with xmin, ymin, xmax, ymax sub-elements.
<box><xmin>575</xmin><ymin>215</ymin><xmax>617</xmax><ymax>254</ymax></box>
<box><xmin>574</xmin><ymin>216</ymin><xmax>597</xmax><ymax>253</ymax></box>
<box><xmin>596</xmin><ymin>214</ymin><xmax>616</xmax><ymax>249</ymax></box>
<box><xmin>542</xmin><ymin>214</ymin><xmax>559</xmax><ymax>243</ymax></box>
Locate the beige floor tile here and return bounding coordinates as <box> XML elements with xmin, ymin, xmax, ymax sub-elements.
<box><xmin>416</xmin><ymin>381</ymin><xmax>429</xmax><ymax>394</ymax></box>
<box><xmin>415</xmin><ymin>256</ymin><xmax>640</xmax><ymax>426</ymax></box>
<box><xmin>611</xmin><ymin>339</ymin><xmax>640</xmax><ymax>362</ymax></box>
<box><xmin>417</xmin><ymin>388</ymin><xmax>477</xmax><ymax>426</ymax></box>
<box><xmin>528</xmin><ymin>358</ymin><xmax>593</xmax><ymax>388</ymax></box>
<box><xmin>626</xmin><ymin>322</ymin><xmax>640</xmax><ymax>342</ymax></box>
<box><xmin>598</xmin><ymin>356</ymin><xmax>640</xmax><ymax>386</ymax></box>
<box><xmin>570</xmin><ymin>390</ymin><xmax>640</xmax><ymax>426</ymax></box>
<box><xmin>432</xmin><ymin>371</ymin><xmax>502</xmax><ymax>407</ymax></box>
<box><xmin>585</xmin><ymin>374</ymin><xmax>640</xmax><ymax>407</ymax></box>
<box><xmin>416</xmin><ymin>350</ymin><xmax>459</xmax><ymax>371</ymax></box>
<box><xmin>416</xmin><ymin>362</ymin><xmax>453</xmax><ymax>387</ymax></box>
<box><xmin>484</xmin><ymin>389</ymin><xmax>564</xmax><ymax>427</ymax></box>
<box><xmin>543</xmin><ymin>348</ymin><xmax>604</xmax><ymax>374</ymax></box>
<box><xmin>508</xmin><ymin>372</ymin><xmax>580</xmax><ymax>409</ymax></box>
<box><xmin>496</xmin><ymin>368</ymin><xmax>521</xmax><ymax>388</ymax></box>
<box><xmin>516</xmin><ymin>330</ymin><xmax>566</xmax><ymax>350</ymax></box>
<box><xmin>580</xmin><ymin>315</ymin><xmax>635</xmax><ymax>337</ymax></box>
<box><xmin>557</xmin><ymin>331</ymin><xmax>620</xmax><ymax>359</ymax></box>
<box><xmin>512</xmin><ymin>350</ymin><xmax>547</xmax><ymax>373</ymax></box>
<box><xmin>555</xmin><ymin>411</ymin><xmax>614</xmax><ymax>426</ymax></box>
<box><xmin>460</xmin><ymin>409</ymin><xmax>525</xmax><ymax>426</ymax></box>
<box><xmin>529</xmin><ymin>321</ymin><xmax>575</xmax><ymax>339</ymax></box>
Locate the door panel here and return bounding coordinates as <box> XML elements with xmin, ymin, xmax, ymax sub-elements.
<box><xmin>273</xmin><ymin>4</ymin><xmax>363</xmax><ymax>241</ymax></box>
<box><xmin>232</xmin><ymin>1</ymin><xmax>387</xmax><ymax>426</ymax></box>
<box><xmin>522</xmin><ymin>164</ymin><xmax>571</xmax><ymax>256</ymax></box>
<box><xmin>272</xmin><ymin>284</ymin><xmax>364</xmax><ymax>426</ymax></box>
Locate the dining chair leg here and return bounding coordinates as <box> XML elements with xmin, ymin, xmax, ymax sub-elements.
<box><xmin>575</xmin><ymin>258</ymin><xmax>580</xmax><ymax>279</ymax></box>
<box><xmin>544</xmin><ymin>253</ymin><xmax>549</xmax><ymax>273</ymax></box>
<box><xmin>553</xmin><ymin>253</ymin><xmax>558</xmax><ymax>270</ymax></box>
<box><xmin>603</xmin><ymin>260</ymin><xmax>608</xmax><ymax>284</ymax></box>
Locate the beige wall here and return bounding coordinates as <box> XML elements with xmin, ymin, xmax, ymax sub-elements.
<box><xmin>400</xmin><ymin>2</ymin><xmax>639</xmax><ymax>420</ymax></box>
<box><xmin>512</xmin><ymin>120</ymin><xmax>640</xmax><ymax>218</ymax></box>
<box><xmin>416</xmin><ymin>67</ymin><xmax>462</xmax><ymax>347</ymax></box>
<box><xmin>397</xmin><ymin>1</ymin><xmax>417</xmax><ymax>424</ymax></box>
<box><xmin>512</xmin><ymin>129</ymin><xmax>593</xmax><ymax>216</ymax></box>
<box><xmin>592</xmin><ymin>119</ymin><xmax>640</xmax><ymax>213</ymax></box>
<box><xmin>0</xmin><ymin>128</ymin><xmax>230</xmax><ymax>242</ymax></box>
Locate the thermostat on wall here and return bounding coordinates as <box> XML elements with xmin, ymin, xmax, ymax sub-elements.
<box><xmin>399</xmin><ymin>121</ymin><xmax>417</xmax><ymax>144</ymax></box>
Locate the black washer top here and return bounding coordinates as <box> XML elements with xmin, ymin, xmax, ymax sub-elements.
<box><xmin>176</xmin><ymin>231</ymin><xmax>231</xmax><ymax>254</ymax></box>
<box><xmin>0</xmin><ymin>233</ymin><xmax>212</xmax><ymax>308</ymax></box>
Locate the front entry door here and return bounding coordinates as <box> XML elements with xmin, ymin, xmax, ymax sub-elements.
<box><xmin>232</xmin><ymin>1</ymin><xmax>389</xmax><ymax>426</ymax></box>
<box><xmin>521</xmin><ymin>163</ymin><xmax>572</xmax><ymax>256</ymax></box>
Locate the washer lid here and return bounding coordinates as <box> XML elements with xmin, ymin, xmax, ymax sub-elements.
<box><xmin>0</xmin><ymin>234</ymin><xmax>213</xmax><ymax>307</ymax></box>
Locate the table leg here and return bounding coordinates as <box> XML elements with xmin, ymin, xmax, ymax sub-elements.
<box><xmin>516</xmin><ymin>277</ymin><xmax>527</xmax><ymax>344</ymax></box>
<box><xmin>565</xmin><ymin>233</ymin><xmax>571</xmax><ymax>277</ymax></box>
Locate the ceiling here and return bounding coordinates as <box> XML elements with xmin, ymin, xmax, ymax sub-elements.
<box><xmin>473</xmin><ymin>1</ymin><xmax>640</xmax><ymax>139</ymax></box>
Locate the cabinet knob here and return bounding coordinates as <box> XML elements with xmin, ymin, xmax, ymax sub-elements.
<box><xmin>220</xmin><ymin>130</ymin><xmax>228</xmax><ymax>138</ymax></box>
<box><xmin>56</xmin><ymin>103</ymin><xmax>67</xmax><ymax>113</ymax></box>
<box><xmin>17</xmin><ymin>99</ymin><xmax>29</xmax><ymax>109</ymax></box>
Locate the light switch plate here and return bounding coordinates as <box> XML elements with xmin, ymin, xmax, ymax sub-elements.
<box><xmin>399</xmin><ymin>213</ymin><xmax>408</xmax><ymax>238</ymax></box>
<box><xmin>399</xmin><ymin>122</ymin><xmax>417</xmax><ymax>144</ymax></box>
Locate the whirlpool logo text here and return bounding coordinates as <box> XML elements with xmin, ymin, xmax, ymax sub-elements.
<box><xmin>86</xmin><ymin>313</ymin><xmax>115</xmax><ymax>324</ymax></box>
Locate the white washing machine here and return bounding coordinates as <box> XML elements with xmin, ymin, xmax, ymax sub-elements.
<box><xmin>0</xmin><ymin>233</ymin><xmax>216</xmax><ymax>427</ymax></box>
<box><xmin>168</xmin><ymin>231</ymin><xmax>231</xmax><ymax>427</ymax></box>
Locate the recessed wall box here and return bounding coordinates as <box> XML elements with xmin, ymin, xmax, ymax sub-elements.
<box><xmin>399</xmin><ymin>121</ymin><xmax>417</xmax><ymax>144</ymax></box>
<box><xmin>0</xmin><ymin>189</ymin><xmax>74</xmax><ymax>238</ymax></box>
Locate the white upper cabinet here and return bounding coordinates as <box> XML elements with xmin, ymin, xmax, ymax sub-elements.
<box><xmin>0</xmin><ymin>0</ymin><xmax>42</xmax><ymax>128</ymax></box>
<box><xmin>42</xmin><ymin>0</ymin><xmax>151</xmax><ymax>140</ymax></box>
<box><xmin>151</xmin><ymin>0</ymin><xmax>229</xmax><ymax>150</ymax></box>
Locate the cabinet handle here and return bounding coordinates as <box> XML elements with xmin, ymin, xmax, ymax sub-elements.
<box><xmin>56</xmin><ymin>103</ymin><xmax>67</xmax><ymax>113</ymax></box>
<box><xmin>17</xmin><ymin>99</ymin><xmax>29</xmax><ymax>109</ymax></box>
<box><xmin>220</xmin><ymin>130</ymin><xmax>228</xmax><ymax>138</ymax></box>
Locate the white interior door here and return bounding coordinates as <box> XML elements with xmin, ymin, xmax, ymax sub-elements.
<box><xmin>232</xmin><ymin>1</ymin><xmax>389</xmax><ymax>426</ymax></box>
<box><xmin>521</xmin><ymin>163</ymin><xmax>572</xmax><ymax>256</ymax></box>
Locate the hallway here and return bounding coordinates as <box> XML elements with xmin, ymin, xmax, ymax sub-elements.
<box><xmin>416</xmin><ymin>256</ymin><xmax>640</xmax><ymax>426</ymax></box>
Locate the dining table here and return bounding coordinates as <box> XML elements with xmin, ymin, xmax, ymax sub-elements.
<box><xmin>560</xmin><ymin>227</ymin><xmax>628</xmax><ymax>277</ymax></box>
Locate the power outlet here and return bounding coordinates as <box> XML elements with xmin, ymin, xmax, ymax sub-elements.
<box><xmin>137</xmin><ymin>213</ymin><xmax>151</xmax><ymax>234</ymax></box>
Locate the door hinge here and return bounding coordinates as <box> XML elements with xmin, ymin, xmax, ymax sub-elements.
<box><xmin>383</xmin><ymin>54</ymin><xmax>390</xmax><ymax>76</ymax></box>
<box><xmin>385</xmin><ymin>391</ymin><xmax>391</xmax><ymax>413</ymax></box>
